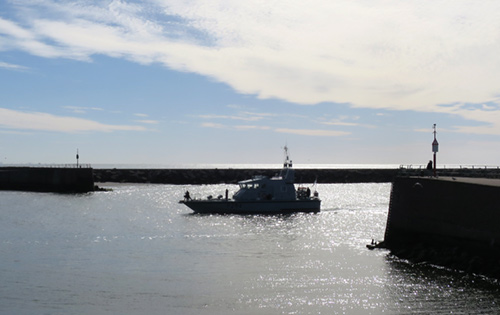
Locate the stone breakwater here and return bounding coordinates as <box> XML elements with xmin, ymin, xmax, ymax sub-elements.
<box><xmin>379</xmin><ymin>176</ymin><xmax>500</xmax><ymax>279</ymax></box>
<box><xmin>0</xmin><ymin>167</ymin><xmax>94</xmax><ymax>192</ymax></box>
<box><xmin>93</xmin><ymin>168</ymin><xmax>399</xmax><ymax>184</ymax></box>
<box><xmin>93</xmin><ymin>167</ymin><xmax>500</xmax><ymax>184</ymax></box>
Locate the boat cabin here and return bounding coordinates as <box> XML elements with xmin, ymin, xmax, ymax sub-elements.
<box><xmin>233</xmin><ymin>172</ymin><xmax>296</xmax><ymax>201</ymax></box>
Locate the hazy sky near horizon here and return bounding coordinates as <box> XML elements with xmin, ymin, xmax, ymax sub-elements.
<box><xmin>1</xmin><ymin>0</ymin><xmax>500</xmax><ymax>166</ymax></box>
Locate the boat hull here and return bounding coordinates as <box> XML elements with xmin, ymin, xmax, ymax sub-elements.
<box><xmin>179</xmin><ymin>199</ymin><xmax>321</xmax><ymax>214</ymax></box>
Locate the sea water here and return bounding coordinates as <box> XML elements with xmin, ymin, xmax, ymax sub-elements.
<box><xmin>1</xmin><ymin>183</ymin><xmax>499</xmax><ymax>314</ymax></box>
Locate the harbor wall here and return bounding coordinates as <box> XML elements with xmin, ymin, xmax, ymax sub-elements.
<box><xmin>92</xmin><ymin>167</ymin><xmax>500</xmax><ymax>184</ymax></box>
<box><xmin>383</xmin><ymin>177</ymin><xmax>500</xmax><ymax>277</ymax></box>
<box><xmin>0</xmin><ymin>167</ymin><xmax>95</xmax><ymax>193</ymax></box>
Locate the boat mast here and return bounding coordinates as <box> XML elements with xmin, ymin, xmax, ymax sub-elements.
<box><xmin>281</xmin><ymin>145</ymin><xmax>294</xmax><ymax>183</ymax></box>
<box><xmin>283</xmin><ymin>145</ymin><xmax>292</xmax><ymax>168</ymax></box>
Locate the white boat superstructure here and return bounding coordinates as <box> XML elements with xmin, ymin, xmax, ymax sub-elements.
<box><xmin>179</xmin><ymin>147</ymin><xmax>321</xmax><ymax>214</ymax></box>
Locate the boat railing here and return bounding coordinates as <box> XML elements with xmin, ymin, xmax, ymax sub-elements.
<box><xmin>252</xmin><ymin>175</ymin><xmax>267</xmax><ymax>180</ymax></box>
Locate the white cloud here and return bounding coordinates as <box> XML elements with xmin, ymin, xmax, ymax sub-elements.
<box><xmin>320</xmin><ymin>115</ymin><xmax>360</xmax><ymax>127</ymax></box>
<box><xmin>199</xmin><ymin>113</ymin><xmax>269</xmax><ymax>122</ymax></box>
<box><xmin>0</xmin><ymin>108</ymin><xmax>146</xmax><ymax>133</ymax></box>
<box><xmin>321</xmin><ymin>121</ymin><xmax>358</xmax><ymax>127</ymax></box>
<box><xmin>200</xmin><ymin>122</ymin><xmax>344</xmax><ymax>136</ymax></box>
<box><xmin>234</xmin><ymin>125</ymin><xmax>271</xmax><ymax>131</ymax></box>
<box><xmin>201</xmin><ymin>122</ymin><xmax>271</xmax><ymax>131</ymax></box>
<box><xmin>63</xmin><ymin>106</ymin><xmax>104</xmax><ymax>114</ymax></box>
<box><xmin>135</xmin><ymin>120</ymin><xmax>159</xmax><ymax>124</ymax></box>
<box><xmin>2</xmin><ymin>1</ymin><xmax>500</xmax><ymax>133</ymax></box>
<box><xmin>319</xmin><ymin>115</ymin><xmax>378</xmax><ymax>129</ymax></box>
<box><xmin>0</xmin><ymin>61</ymin><xmax>28</xmax><ymax>71</ymax></box>
<box><xmin>275</xmin><ymin>128</ymin><xmax>350</xmax><ymax>137</ymax></box>
<box><xmin>201</xmin><ymin>122</ymin><xmax>224</xmax><ymax>129</ymax></box>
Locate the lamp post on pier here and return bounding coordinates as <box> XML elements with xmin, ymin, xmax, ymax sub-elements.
<box><xmin>432</xmin><ymin>124</ymin><xmax>439</xmax><ymax>177</ymax></box>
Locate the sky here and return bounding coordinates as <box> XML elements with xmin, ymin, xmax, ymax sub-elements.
<box><xmin>1</xmin><ymin>0</ymin><xmax>500</xmax><ymax>166</ymax></box>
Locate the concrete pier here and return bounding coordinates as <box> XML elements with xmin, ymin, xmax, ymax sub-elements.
<box><xmin>382</xmin><ymin>176</ymin><xmax>500</xmax><ymax>277</ymax></box>
<box><xmin>0</xmin><ymin>167</ymin><xmax>95</xmax><ymax>193</ymax></box>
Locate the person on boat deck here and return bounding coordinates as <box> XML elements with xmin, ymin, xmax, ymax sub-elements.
<box><xmin>184</xmin><ymin>190</ymin><xmax>191</xmax><ymax>201</ymax></box>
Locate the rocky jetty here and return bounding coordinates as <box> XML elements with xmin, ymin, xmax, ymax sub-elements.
<box><xmin>92</xmin><ymin>167</ymin><xmax>500</xmax><ymax>184</ymax></box>
<box><xmin>93</xmin><ymin>168</ymin><xmax>399</xmax><ymax>184</ymax></box>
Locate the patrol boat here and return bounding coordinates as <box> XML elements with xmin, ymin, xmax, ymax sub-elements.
<box><xmin>179</xmin><ymin>147</ymin><xmax>321</xmax><ymax>214</ymax></box>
